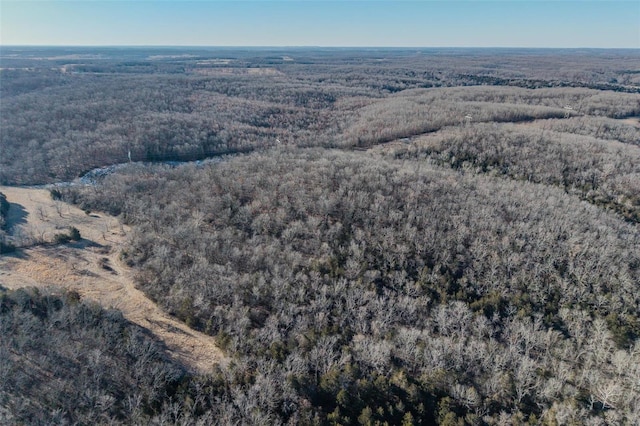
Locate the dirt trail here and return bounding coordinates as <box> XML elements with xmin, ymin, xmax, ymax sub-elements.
<box><xmin>0</xmin><ymin>186</ymin><xmax>225</xmax><ymax>373</ymax></box>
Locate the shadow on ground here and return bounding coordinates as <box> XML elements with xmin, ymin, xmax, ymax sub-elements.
<box><xmin>5</xmin><ymin>202</ymin><xmax>28</xmax><ymax>231</ymax></box>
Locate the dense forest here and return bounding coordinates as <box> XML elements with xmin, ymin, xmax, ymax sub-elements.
<box><xmin>2</xmin><ymin>47</ymin><xmax>639</xmax><ymax>185</ymax></box>
<box><xmin>1</xmin><ymin>47</ymin><xmax>640</xmax><ymax>424</ymax></box>
<box><xmin>1</xmin><ymin>287</ymin><xmax>187</xmax><ymax>424</ymax></box>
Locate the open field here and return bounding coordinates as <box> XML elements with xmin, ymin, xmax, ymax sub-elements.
<box><xmin>0</xmin><ymin>186</ymin><xmax>224</xmax><ymax>374</ymax></box>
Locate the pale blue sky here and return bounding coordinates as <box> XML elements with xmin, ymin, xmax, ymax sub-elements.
<box><xmin>1</xmin><ymin>1</ymin><xmax>638</xmax><ymax>48</ymax></box>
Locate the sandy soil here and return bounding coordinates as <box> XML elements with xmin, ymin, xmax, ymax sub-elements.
<box><xmin>0</xmin><ymin>186</ymin><xmax>225</xmax><ymax>373</ymax></box>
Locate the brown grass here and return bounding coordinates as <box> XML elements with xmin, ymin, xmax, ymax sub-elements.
<box><xmin>0</xmin><ymin>186</ymin><xmax>225</xmax><ymax>373</ymax></box>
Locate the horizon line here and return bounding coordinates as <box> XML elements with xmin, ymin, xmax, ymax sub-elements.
<box><xmin>2</xmin><ymin>45</ymin><xmax>639</xmax><ymax>50</ymax></box>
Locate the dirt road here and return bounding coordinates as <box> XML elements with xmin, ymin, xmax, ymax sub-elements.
<box><xmin>0</xmin><ymin>186</ymin><xmax>225</xmax><ymax>373</ymax></box>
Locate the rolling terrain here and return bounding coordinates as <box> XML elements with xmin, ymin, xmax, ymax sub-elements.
<box><xmin>1</xmin><ymin>47</ymin><xmax>640</xmax><ymax>425</ymax></box>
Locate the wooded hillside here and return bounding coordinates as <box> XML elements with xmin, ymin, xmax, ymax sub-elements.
<box><xmin>2</xmin><ymin>47</ymin><xmax>639</xmax><ymax>425</ymax></box>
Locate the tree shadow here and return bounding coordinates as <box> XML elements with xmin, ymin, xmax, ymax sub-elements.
<box><xmin>5</xmin><ymin>202</ymin><xmax>28</xmax><ymax>232</ymax></box>
<box><xmin>0</xmin><ymin>247</ymin><xmax>30</xmax><ymax>260</ymax></box>
<box><xmin>70</xmin><ymin>239</ymin><xmax>107</xmax><ymax>250</ymax></box>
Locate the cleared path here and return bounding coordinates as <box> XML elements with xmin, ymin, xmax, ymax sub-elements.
<box><xmin>0</xmin><ymin>186</ymin><xmax>225</xmax><ymax>374</ymax></box>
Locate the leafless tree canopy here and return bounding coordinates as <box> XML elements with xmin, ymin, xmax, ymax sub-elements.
<box><xmin>2</xmin><ymin>47</ymin><xmax>640</xmax><ymax>425</ymax></box>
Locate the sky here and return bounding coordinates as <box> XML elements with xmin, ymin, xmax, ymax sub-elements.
<box><xmin>1</xmin><ymin>1</ymin><xmax>639</xmax><ymax>48</ymax></box>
